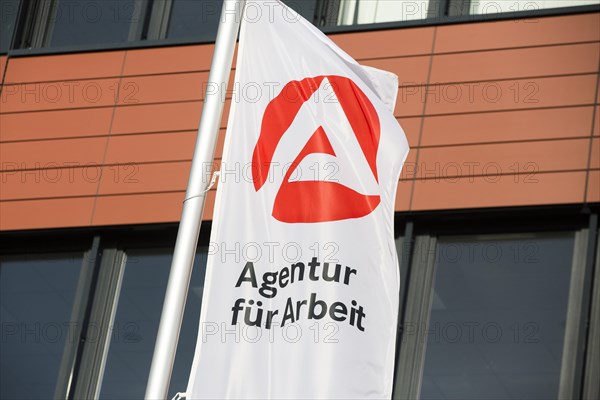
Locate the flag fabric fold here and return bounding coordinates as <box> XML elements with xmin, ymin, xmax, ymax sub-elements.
<box><xmin>186</xmin><ymin>1</ymin><xmax>409</xmax><ymax>398</ymax></box>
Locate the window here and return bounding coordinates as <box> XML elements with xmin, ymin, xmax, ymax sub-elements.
<box><xmin>0</xmin><ymin>253</ymin><xmax>85</xmax><ymax>399</ymax></box>
<box><xmin>393</xmin><ymin>215</ymin><xmax>599</xmax><ymax>400</ymax></box>
<box><xmin>469</xmin><ymin>0</ymin><xmax>600</xmax><ymax>15</ymax></box>
<box><xmin>0</xmin><ymin>211</ymin><xmax>598</xmax><ymax>398</ymax></box>
<box><xmin>165</xmin><ymin>0</ymin><xmax>319</xmax><ymax>40</ymax></box>
<box><xmin>13</xmin><ymin>0</ymin><xmax>147</xmax><ymax>49</ymax></box>
<box><xmin>317</xmin><ymin>0</ymin><xmax>599</xmax><ymax>27</ymax></box>
<box><xmin>4</xmin><ymin>0</ymin><xmax>599</xmax><ymax>52</ymax></box>
<box><xmin>8</xmin><ymin>0</ymin><xmax>319</xmax><ymax>51</ymax></box>
<box><xmin>46</xmin><ymin>0</ymin><xmax>142</xmax><ymax>47</ymax></box>
<box><xmin>0</xmin><ymin>0</ymin><xmax>19</xmax><ymax>52</ymax></box>
<box><xmin>98</xmin><ymin>248</ymin><xmax>208</xmax><ymax>399</ymax></box>
<box><xmin>420</xmin><ymin>233</ymin><xmax>575</xmax><ymax>399</ymax></box>
<box><xmin>328</xmin><ymin>0</ymin><xmax>435</xmax><ymax>26</ymax></box>
<box><xmin>166</xmin><ymin>0</ymin><xmax>225</xmax><ymax>40</ymax></box>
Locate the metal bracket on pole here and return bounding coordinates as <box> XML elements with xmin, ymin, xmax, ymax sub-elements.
<box><xmin>144</xmin><ymin>1</ymin><xmax>246</xmax><ymax>398</ymax></box>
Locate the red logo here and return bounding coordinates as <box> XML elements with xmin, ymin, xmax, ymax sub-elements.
<box><xmin>252</xmin><ymin>76</ymin><xmax>381</xmax><ymax>223</ymax></box>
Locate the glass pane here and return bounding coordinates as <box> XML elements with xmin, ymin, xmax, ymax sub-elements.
<box><xmin>167</xmin><ymin>0</ymin><xmax>318</xmax><ymax>39</ymax></box>
<box><xmin>287</xmin><ymin>0</ymin><xmax>319</xmax><ymax>21</ymax></box>
<box><xmin>420</xmin><ymin>233</ymin><xmax>575</xmax><ymax>400</ymax></box>
<box><xmin>49</xmin><ymin>0</ymin><xmax>139</xmax><ymax>47</ymax></box>
<box><xmin>167</xmin><ymin>0</ymin><xmax>224</xmax><ymax>40</ymax></box>
<box><xmin>395</xmin><ymin>236</ymin><xmax>408</xmax><ymax>305</ymax></box>
<box><xmin>0</xmin><ymin>253</ymin><xmax>83</xmax><ymax>400</ymax></box>
<box><xmin>98</xmin><ymin>249</ymin><xmax>208</xmax><ymax>399</ymax></box>
<box><xmin>337</xmin><ymin>0</ymin><xmax>430</xmax><ymax>25</ymax></box>
<box><xmin>470</xmin><ymin>0</ymin><xmax>599</xmax><ymax>15</ymax></box>
<box><xmin>0</xmin><ymin>0</ymin><xmax>19</xmax><ymax>52</ymax></box>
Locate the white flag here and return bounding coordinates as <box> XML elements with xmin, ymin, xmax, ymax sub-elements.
<box><xmin>186</xmin><ymin>1</ymin><xmax>409</xmax><ymax>398</ymax></box>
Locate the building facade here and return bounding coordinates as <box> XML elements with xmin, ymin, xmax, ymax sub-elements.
<box><xmin>1</xmin><ymin>0</ymin><xmax>599</xmax><ymax>399</ymax></box>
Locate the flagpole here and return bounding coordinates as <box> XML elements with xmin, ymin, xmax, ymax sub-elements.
<box><xmin>144</xmin><ymin>1</ymin><xmax>246</xmax><ymax>398</ymax></box>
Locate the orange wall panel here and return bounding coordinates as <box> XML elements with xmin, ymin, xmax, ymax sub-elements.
<box><xmin>90</xmin><ymin>191</ymin><xmax>216</xmax><ymax>226</ymax></box>
<box><xmin>0</xmin><ymin>198</ymin><xmax>94</xmax><ymax>230</ymax></box>
<box><xmin>421</xmin><ymin>107</ymin><xmax>595</xmax><ymax>146</ymax></box>
<box><xmin>590</xmin><ymin>138</ymin><xmax>600</xmax><ymax>170</ymax></box>
<box><xmin>587</xmin><ymin>170</ymin><xmax>600</xmax><ymax>203</ymax></box>
<box><xmin>398</xmin><ymin>117</ymin><xmax>421</xmax><ymax>148</ymax></box>
<box><xmin>123</xmin><ymin>45</ymin><xmax>214</xmax><ymax>76</ymax></box>
<box><xmin>103</xmin><ymin>131</ymin><xmax>197</xmax><ymax>164</ymax></box>
<box><xmin>425</xmin><ymin>75</ymin><xmax>597</xmax><ymax>115</ymax></box>
<box><xmin>430</xmin><ymin>43</ymin><xmax>600</xmax><ymax>83</ymax></box>
<box><xmin>111</xmin><ymin>101</ymin><xmax>203</xmax><ymax>134</ymax></box>
<box><xmin>1</xmin><ymin>137</ymin><xmax>107</xmax><ymax>171</ymax></box>
<box><xmin>594</xmin><ymin>106</ymin><xmax>600</xmax><ymax>137</ymax></box>
<box><xmin>330</xmin><ymin>27</ymin><xmax>435</xmax><ymax>59</ymax></box>
<box><xmin>395</xmin><ymin>180</ymin><xmax>413</xmax><ymax>212</ymax></box>
<box><xmin>434</xmin><ymin>13</ymin><xmax>600</xmax><ymax>53</ymax></box>
<box><xmin>410</xmin><ymin>171</ymin><xmax>587</xmax><ymax>211</ymax></box>
<box><xmin>97</xmin><ymin>162</ymin><xmax>190</xmax><ymax>196</ymax></box>
<box><xmin>4</xmin><ymin>51</ymin><xmax>125</xmax><ymax>83</ymax></box>
<box><xmin>415</xmin><ymin>139</ymin><xmax>591</xmax><ymax>179</ymax></box>
<box><xmin>91</xmin><ymin>192</ymin><xmax>183</xmax><ymax>226</ymax></box>
<box><xmin>0</xmin><ymin>56</ymin><xmax>7</xmax><ymax>83</ymax></box>
<box><xmin>362</xmin><ymin>56</ymin><xmax>431</xmax><ymax>86</ymax></box>
<box><xmin>119</xmin><ymin>72</ymin><xmax>207</xmax><ymax>105</ymax></box>
<box><xmin>0</xmin><ymin>166</ymin><xmax>99</xmax><ymax>201</ymax></box>
<box><xmin>216</xmin><ymin>129</ymin><xmax>226</xmax><ymax>159</ymax></box>
<box><xmin>395</xmin><ymin>86</ymin><xmax>427</xmax><ymax>117</ymax></box>
<box><xmin>400</xmin><ymin>150</ymin><xmax>419</xmax><ymax>180</ymax></box>
<box><xmin>0</xmin><ymin>108</ymin><xmax>114</xmax><ymax>142</ymax></box>
<box><xmin>1</xmin><ymin>78</ymin><xmax>120</xmax><ymax>113</ymax></box>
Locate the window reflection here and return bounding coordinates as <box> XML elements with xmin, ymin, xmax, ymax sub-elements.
<box><xmin>0</xmin><ymin>253</ymin><xmax>83</xmax><ymax>400</ymax></box>
<box><xmin>336</xmin><ymin>0</ymin><xmax>430</xmax><ymax>25</ymax></box>
<box><xmin>331</xmin><ymin>0</ymin><xmax>598</xmax><ymax>26</ymax></box>
<box><xmin>98</xmin><ymin>249</ymin><xmax>207</xmax><ymax>399</ymax></box>
<box><xmin>166</xmin><ymin>0</ymin><xmax>317</xmax><ymax>39</ymax></box>
<box><xmin>0</xmin><ymin>0</ymin><xmax>19</xmax><ymax>52</ymax></box>
<box><xmin>470</xmin><ymin>0</ymin><xmax>599</xmax><ymax>15</ymax></box>
<box><xmin>167</xmin><ymin>0</ymin><xmax>224</xmax><ymax>40</ymax></box>
<box><xmin>420</xmin><ymin>233</ymin><xmax>575</xmax><ymax>399</ymax></box>
<box><xmin>48</xmin><ymin>0</ymin><xmax>139</xmax><ymax>47</ymax></box>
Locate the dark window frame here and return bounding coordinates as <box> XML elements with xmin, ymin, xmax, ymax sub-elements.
<box><xmin>0</xmin><ymin>236</ymin><xmax>99</xmax><ymax>400</ymax></box>
<box><xmin>10</xmin><ymin>0</ymin><xmax>161</xmax><ymax>50</ymax></box>
<box><xmin>1</xmin><ymin>0</ymin><xmax>598</xmax><ymax>56</ymax></box>
<box><xmin>392</xmin><ymin>207</ymin><xmax>599</xmax><ymax>400</ymax></box>
<box><xmin>582</xmin><ymin>226</ymin><xmax>600</xmax><ymax>399</ymax></box>
<box><xmin>0</xmin><ymin>222</ymin><xmax>212</xmax><ymax>399</ymax></box>
<box><xmin>1</xmin><ymin>205</ymin><xmax>598</xmax><ymax>398</ymax></box>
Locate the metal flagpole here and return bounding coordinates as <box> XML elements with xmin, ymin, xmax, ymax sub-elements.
<box><xmin>144</xmin><ymin>0</ymin><xmax>246</xmax><ymax>398</ymax></box>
